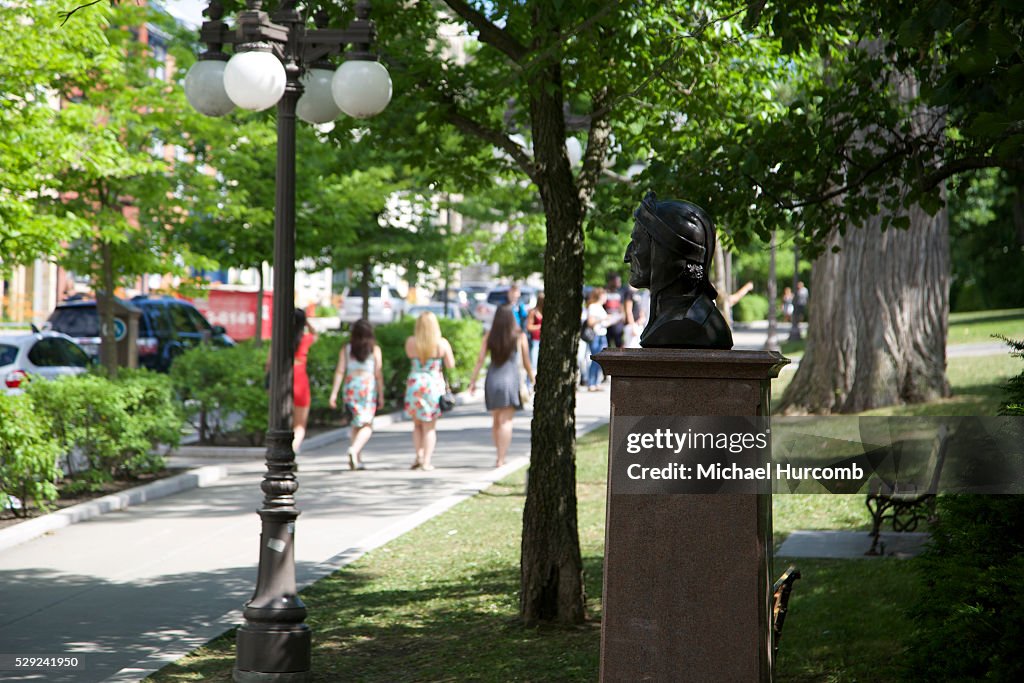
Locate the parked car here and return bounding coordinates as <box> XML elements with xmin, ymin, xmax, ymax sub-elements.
<box><xmin>432</xmin><ymin>285</ymin><xmax>489</xmax><ymax>309</ymax></box>
<box><xmin>339</xmin><ymin>285</ymin><xmax>406</xmax><ymax>324</ymax></box>
<box><xmin>407</xmin><ymin>302</ymin><xmax>466</xmax><ymax>321</ymax></box>
<box><xmin>1</xmin><ymin>330</ymin><xmax>92</xmax><ymax>394</ymax></box>
<box><xmin>46</xmin><ymin>296</ymin><xmax>234</xmax><ymax>372</ymax></box>
<box><xmin>473</xmin><ymin>285</ymin><xmax>540</xmax><ymax>329</ymax></box>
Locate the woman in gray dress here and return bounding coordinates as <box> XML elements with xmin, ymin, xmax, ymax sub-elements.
<box><xmin>469</xmin><ymin>304</ymin><xmax>535</xmax><ymax>467</ymax></box>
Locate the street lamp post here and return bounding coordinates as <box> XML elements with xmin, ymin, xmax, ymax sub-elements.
<box><xmin>184</xmin><ymin>2</ymin><xmax>391</xmax><ymax>680</ymax></box>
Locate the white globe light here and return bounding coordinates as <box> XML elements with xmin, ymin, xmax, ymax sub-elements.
<box><xmin>184</xmin><ymin>59</ymin><xmax>235</xmax><ymax>117</ymax></box>
<box><xmin>331</xmin><ymin>60</ymin><xmax>392</xmax><ymax>119</ymax></box>
<box><xmin>223</xmin><ymin>51</ymin><xmax>286</xmax><ymax>111</ymax></box>
<box><xmin>297</xmin><ymin>68</ymin><xmax>342</xmax><ymax>124</ymax></box>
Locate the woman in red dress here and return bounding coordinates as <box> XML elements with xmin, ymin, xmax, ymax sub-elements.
<box><xmin>292</xmin><ymin>308</ymin><xmax>317</xmax><ymax>452</ymax></box>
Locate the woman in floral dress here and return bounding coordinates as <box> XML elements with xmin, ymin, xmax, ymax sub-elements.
<box><xmin>403</xmin><ymin>311</ymin><xmax>455</xmax><ymax>471</ymax></box>
<box><xmin>329</xmin><ymin>319</ymin><xmax>384</xmax><ymax>470</ymax></box>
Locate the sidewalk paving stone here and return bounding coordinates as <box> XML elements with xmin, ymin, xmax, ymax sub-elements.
<box><xmin>776</xmin><ymin>529</ymin><xmax>930</xmax><ymax>559</ymax></box>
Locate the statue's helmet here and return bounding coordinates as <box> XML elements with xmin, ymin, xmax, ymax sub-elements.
<box><xmin>632</xmin><ymin>191</ymin><xmax>718</xmax><ymax>299</ymax></box>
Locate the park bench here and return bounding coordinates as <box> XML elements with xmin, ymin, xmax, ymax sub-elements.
<box><xmin>772</xmin><ymin>565</ymin><xmax>801</xmax><ymax>657</ymax></box>
<box><xmin>864</xmin><ymin>424</ymin><xmax>951</xmax><ymax>555</ymax></box>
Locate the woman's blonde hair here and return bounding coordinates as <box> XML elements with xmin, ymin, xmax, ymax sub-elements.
<box><xmin>414</xmin><ymin>311</ymin><xmax>442</xmax><ymax>362</ymax></box>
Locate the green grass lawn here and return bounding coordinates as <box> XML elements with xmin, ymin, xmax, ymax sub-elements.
<box><xmin>772</xmin><ymin>350</ymin><xmax>1017</xmax><ymax>415</ymax></box>
<box><xmin>948</xmin><ymin>307</ymin><xmax>1024</xmax><ymax>345</ymax></box>
<box><xmin>149</xmin><ymin>351</ymin><xmax>1017</xmax><ymax>683</ymax></box>
<box><xmin>776</xmin><ymin>307</ymin><xmax>1023</xmax><ymax>361</ymax></box>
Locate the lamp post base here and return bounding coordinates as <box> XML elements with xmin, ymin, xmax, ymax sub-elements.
<box><xmin>233</xmin><ymin>624</ymin><xmax>311</xmax><ymax>683</ymax></box>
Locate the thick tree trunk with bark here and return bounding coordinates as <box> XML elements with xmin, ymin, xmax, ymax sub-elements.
<box><xmin>520</xmin><ymin>53</ymin><xmax>586</xmax><ymax>627</ymax></box>
<box><xmin>778</xmin><ymin>62</ymin><xmax>952</xmax><ymax>414</ymax></box>
<box><xmin>777</xmin><ymin>203</ymin><xmax>950</xmax><ymax>413</ymax></box>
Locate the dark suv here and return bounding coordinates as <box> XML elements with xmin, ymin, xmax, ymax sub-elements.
<box><xmin>47</xmin><ymin>296</ymin><xmax>234</xmax><ymax>372</ymax></box>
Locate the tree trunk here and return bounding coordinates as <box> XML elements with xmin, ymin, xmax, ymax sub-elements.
<box><xmin>360</xmin><ymin>262</ymin><xmax>371</xmax><ymax>322</ymax></box>
<box><xmin>764</xmin><ymin>231</ymin><xmax>779</xmax><ymax>351</ymax></box>
<box><xmin>778</xmin><ymin>61</ymin><xmax>952</xmax><ymax>414</ymax></box>
<box><xmin>520</xmin><ymin>45</ymin><xmax>586</xmax><ymax>626</ymax></box>
<box><xmin>254</xmin><ymin>264</ymin><xmax>265</xmax><ymax>348</ymax></box>
<box><xmin>777</xmin><ymin>202</ymin><xmax>950</xmax><ymax>413</ymax></box>
<box><xmin>97</xmin><ymin>240</ymin><xmax>118</xmax><ymax>378</ymax></box>
<box><xmin>714</xmin><ymin>233</ymin><xmax>731</xmax><ymax>323</ymax></box>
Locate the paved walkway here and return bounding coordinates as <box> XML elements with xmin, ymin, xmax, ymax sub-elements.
<box><xmin>776</xmin><ymin>530</ymin><xmax>930</xmax><ymax>559</ymax></box>
<box><xmin>0</xmin><ymin>391</ymin><xmax>611</xmax><ymax>683</ymax></box>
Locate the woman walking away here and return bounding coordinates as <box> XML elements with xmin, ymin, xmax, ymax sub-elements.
<box><xmin>404</xmin><ymin>311</ymin><xmax>455</xmax><ymax>471</ymax></box>
<box><xmin>584</xmin><ymin>287</ymin><xmax>615</xmax><ymax>391</ymax></box>
<box><xmin>525</xmin><ymin>293</ymin><xmax>544</xmax><ymax>388</ymax></box>
<box><xmin>469</xmin><ymin>305</ymin><xmax>535</xmax><ymax>468</ymax></box>
<box><xmin>329</xmin><ymin>319</ymin><xmax>384</xmax><ymax>470</ymax></box>
<box><xmin>291</xmin><ymin>308</ymin><xmax>317</xmax><ymax>451</ymax></box>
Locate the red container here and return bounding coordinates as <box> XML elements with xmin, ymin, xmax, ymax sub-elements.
<box><xmin>193</xmin><ymin>288</ymin><xmax>273</xmax><ymax>341</ymax></box>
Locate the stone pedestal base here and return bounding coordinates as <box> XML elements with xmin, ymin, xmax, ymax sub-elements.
<box><xmin>594</xmin><ymin>348</ymin><xmax>788</xmax><ymax>682</ymax></box>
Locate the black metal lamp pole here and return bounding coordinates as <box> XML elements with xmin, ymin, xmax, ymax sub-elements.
<box><xmin>191</xmin><ymin>3</ymin><xmax>380</xmax><ymax>681</ymax></box>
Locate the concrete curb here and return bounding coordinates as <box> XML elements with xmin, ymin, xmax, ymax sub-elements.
<box><xmin>0</xmin><ymin>465</ymin><xmax>229</xmax><ymax>553</ymax></box>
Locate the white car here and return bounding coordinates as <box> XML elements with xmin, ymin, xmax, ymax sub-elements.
<box><xmin>408</xmin><ymin>302</ymin><xmax>466</xmax><ymax>321</ymax></box>
<box><xmin>339</xmin><ymin>285</ymin><xmax>406</xmax><ymax>324</ymax></box>
<box><xmin>1</xmin><ymin>331</ymin><xmax>92</xmax><ymax>395</ymax></box>
<box><xmin>473</xmin><ymin>285</ymin><xmax>540</xmax><ymax>329</ymax></box>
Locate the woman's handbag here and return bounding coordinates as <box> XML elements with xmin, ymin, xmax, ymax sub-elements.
<box><xmin>439</xmin><ymin>369</ymin><xmax>455</xmax><ymax>413</ymax></box>
<box><xmin>338</xmin><ymin>346</ymin><xmax>354</xmax><ymax>425</ymax></box>
<box><xmin>580</xmin><ymin>319</ymin><xmax>596</xmax><ymax>343</ymax></box>
<box><xmin>519</xmin><ymin>382</ymin><xmax>531</xmax><ymax>408</ymax></box>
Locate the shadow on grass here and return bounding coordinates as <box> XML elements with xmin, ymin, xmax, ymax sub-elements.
<box><xmin>948</xmin><ymin>310</ymin><xmax>1024</xmax><ymax>327</ymax></box>
<box><xmin>774</xmin><ymin>558</ymin><xmax>919</xmax><ymax>682</ymax></box>
<box><xmin>151</xmin><ymin>557</ymin><xmax>605</xmax><ymax>683</ymax></box>
<box><xmin>304</xmin><ymin>562</ymin><xmax>603</xmax><ymax>682</ymax></box>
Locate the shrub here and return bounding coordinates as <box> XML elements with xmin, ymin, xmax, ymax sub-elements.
<box><xmin>169</xmin><ymin>342</ymin><xmax>267</xmax><ymax>445</ymax></box>
<box><xmin>903</xmin><ymin>341</ymin><xmax>1024</xmax><ymax>680</ymax></box>
<box><xmin>307</xmin><ymin>331</ymin><xmax>348</xmax><ymax>425</ymax></box>
<box><xmin>904</xmin><ymin>495</ymin><xmax>1024</xmax><ymax>681</ymax></box>
<box><xmin>732</xmin><ymin>293</ymin><xmax>768</xmax><ymax>322</ymax></box>
<box><xmin>997</xmin><ymin>336</ymin><xmax>1024</xmax><ymax>416</ymax></box>
<box><xmin>0</xmin><ymin>392</ymin><xmax>63</xmax><ymax>516</ymax></box>
<box><xmin>26</xmin><ymin>371</ymin><xmax>180</xmax><ymax>486</ymax></box>
<box><xmin>374</xmin><ymin>317</ymin><xmax>483</xmax><ymax>403</ymax></box>
<box><xmin>113</xmin><ymin>369</ymin><xmax>182</xmax><ymax>474</ymax></box>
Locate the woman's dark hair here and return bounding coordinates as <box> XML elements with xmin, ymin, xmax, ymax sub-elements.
<box><xmin>349</xmin><ymin>319</ymin><xmax>375</xmax><ymax>362</ymax></box>
<box><xmin>534</xmin><ymin>292</ymin><xmax>545</xmax><ymax>313</ymax></box>
<box><xmin>488</xmin><ymin>304</ymin><xmax>519</xmax><ymax>365</ymax></box>
<box><xmin>293</xmin><ymin>308</ymin><xmax>307</xmax><ymax>354</ymax></box>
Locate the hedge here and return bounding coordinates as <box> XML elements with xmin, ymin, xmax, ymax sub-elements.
<box><xmin>901</xmin><ymin>338</ymin><xmax>1024</xmax><ymax>680</ymax></box>
<box><xmin>170</xmin><ymin>342</ymin><xmax>268</xmax><ymax>445</ymax></box>
<box><xmin>0</xmin><ymin>392</ymin><xmax>63</xmax><ymax>516</ymax></box>
<box><xmin>1</xmin><ymin>370</ymin><xmax>182</xmax><ymax>507</ymax></box>
<box><xmin>26</xmin><ymin>370</ymin><xmax>180</xmax><ymax>488</ymax></box>
<box><xmin>167</xmin><ymin>317</ymin><xmax>484</xmax><ymax>443</ymax></box>
<box><xmin>732</xmin><ymin>292</ymin><xmax>769</xmax><ymax>322</ymax></box>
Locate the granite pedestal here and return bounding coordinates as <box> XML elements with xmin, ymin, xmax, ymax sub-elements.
<box><xmin>594</xmin><ymin>348</ymin><xmax>788</xmax><ymax>682</ymax></box>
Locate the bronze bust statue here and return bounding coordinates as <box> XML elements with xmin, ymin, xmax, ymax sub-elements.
<box><xmin>623</xmin><ymin>191</ymin><xmax>733</xmax><ymax>349</ymax></box>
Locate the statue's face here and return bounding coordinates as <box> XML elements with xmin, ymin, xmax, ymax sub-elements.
<box><xmin>624</xmin><ymin>220</ymin><xmax>652</xmax><ymax>288</ymax></box>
